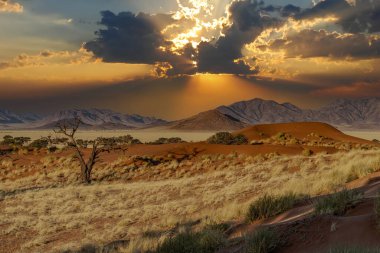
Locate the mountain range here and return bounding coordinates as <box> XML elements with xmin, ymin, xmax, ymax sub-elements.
<box><xmin>0</xmin><ymin>109</ymin><xmax>167</xmax><ymax>130</ymax></box>
<box><xmin>1</xmin><ymin>97</ymin><xmax>380</xmax><ymax>130</ymax></box>
<box><xmin>168</xmin><ymin>97</ymin><xmax>380</xmax><ymax>130</ymax></box>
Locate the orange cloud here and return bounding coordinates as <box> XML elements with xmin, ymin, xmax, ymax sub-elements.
<box><xmin>0</xmin><ymin>0</ymin><xmax>23</xmax><ymax>13</ymax></box>
<box><xmin>313</xmin><ymin>82</ymin><xmax>380</xmax><ymax>97</ymax></box>
<box><xmin>0</xmin><ymin>48</ymin><xmax>154</xmax><ymax>86</ymax></box>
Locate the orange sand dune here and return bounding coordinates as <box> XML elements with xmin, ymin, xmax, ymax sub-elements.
<box><xmin>234</xmin><ymin>122</ymin><xmax>374</xmax><ymax>144</ymax></box>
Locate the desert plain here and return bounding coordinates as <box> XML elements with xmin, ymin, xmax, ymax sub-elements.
<box><xmin>1</xmin><ymin>122</ymin><xmax>380</xmax><ymax>253</ymax></box>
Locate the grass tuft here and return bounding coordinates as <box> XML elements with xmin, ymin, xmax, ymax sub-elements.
<box><xmin>246</xmin><ymin>193</ymin><xmax>298</xmax><ymax>221</ymax></box>
<box><xmin>244</xmin><ymin>227</ymin><xmax>279</xmax><ymax>253</ymax></box>
<box><xmin>154</xmin><ymin>229</ymin><xmax>226</xmax><ymax>253</ymax></box>
<box><xmin>315</xmin><ymin>189</ymin><xmax>361</xmax><ymax>216</ymax></box>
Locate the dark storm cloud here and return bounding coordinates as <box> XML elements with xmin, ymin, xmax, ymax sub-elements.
<box><xmin>263</xmin><ymin>4</ymin><xmax>301</xmax><ymax>17</ymax></box>
<box><xmin>297</xmin><ymin>0</ymin><xmax>380</xmax><ymax>33</ymax></box>
<box><xmin>85</xmin><ymin>10</ymin><xmax>171</xmax><ymax>64</ymax></box>
<box><xmin>84</xmin><ymin>0</ymin><xmax>380</xmax><ymax>76</ymax></box>
<box><xmin>269</xmin><ymin>29</ymin><xmax>380</xmax><ymax>59</ymax></box>
<box><xmin>84</xmin><ymin>11</ymin><xmax>196</xmax><ymax>75</ymax></box>
<box><xmin>195</xmin><ymin>0</ymin><xmax>279</xmax><ymax>74</ymax></box>
<box><xmin>85</xmin><ymin>1</ymin><xmax>281</xmax><ymax>76</ymax></box>
<box><xmin>280</xmin><ymin>4</ymin><xmax>302</xmax><ymax>17</ymax></box>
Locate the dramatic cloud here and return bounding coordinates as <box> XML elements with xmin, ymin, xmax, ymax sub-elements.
<box><xmin>84</xmin><ymin>11</ymin><xmax>196</xmax><ymax>76</ymax></box>
<box><xmin>194</xmin><ymin>0</ymin><xmax>279</xmax><ymax>74</ymax></box>
<box><xmin>269</xmin><ymin>29</ymin><xmax>380</xmax><ymax>59</ymax></box>
<box><xmin>0</xmin><ymin>48</ymin><xmax>153</xmax><ymax>88</ymax></box>
<box><xmin>263</xmin><ymin>4</ymin><xmax>301</xmax><ymax>17</ymax></box>
<box><xmin>85</xmin><ymin>11</ymin><xmax>173</xmax><ymax>64</ymax></box>
<box><xmin>297</xmin><ymin>0</ymin><xmax>380</xmax><ymax>33</ymax></box>
<box><xmin>0</xmin><ymin>48</ymin><xmax>94</xmax><ymax>70</ymax></box>
<box><xmin>313</xmin><ymin>82</ymin><xmax>380</xmax><ymax>98</ymax></box>
<box><xmin>84</xmin><ymin>0</ymin><xmax>380</xmax><ymax>77</ymax></box>
<box><xmin>0</xmin><ymin>0</ymin><xmax>22</xmax><ymax>13</ymax></box>
<box><xmin>30</xmin><ymin>0</ymin><xmax>380</xmax><ymax>78</ymax></box>
<box><xmin>84</xmin><ymin>1</ymin><xmax>281</xmax><ymax>76</ymax></box>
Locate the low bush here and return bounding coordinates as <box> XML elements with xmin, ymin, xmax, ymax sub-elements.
<box><xmin>244</xmin><ymin>228</ymin><xmax>280</xmax><ymax>253</ymax></box>
<box><xmin>207</xmin><ymin>132</ymin><xmax>248</xmax><ymax>145</ymax></box>
<box><xmin>149</xmin><ymin>137</ymin><xmax>185</xmax><ymax>145</ymax></box>
<box><xmin>1</xmin><ymin>135</ymin><xmax>31</xmax><ymax>146</ymax></box>
<box><xmin>302</xmin><ymin>149</ymin><xmax>314</xmax><ymax>156</ymax></box>
<box><xmin>275</xmin><ymin>132</ymin><xmax>286</xmax><ymax>141</ymax></box>
<box><xmin>233</xmin><ymin>134</ymin><xmax>249</xmax><ymax>145</ymax></box>
<box><xmin>315</xmin><ymin>189</ymin><xmax>361</xmax><ymax>216</ymax></box>
<box><xmin>48</xmin><ymin>146</ymin><xmax>58</xmax><ymax>153</ymax></box>
<box><xmin>246</xmin><ymin>193</ymin><xmax>298</xmax><ymax>221</ymax></box>
<box><xmin>29</xmin><ymin>138</ymin><xmax>49</xmax><ymax>149</ymax></box>
<box><xmin>97</xmin><ymin>135</ymin><xmax>142</xmax><ymax>147</ymax></box>
<box><xmin>154</xmin><ymin>229</ymin><xmax>226</xmax><ymax>253</ymax></box>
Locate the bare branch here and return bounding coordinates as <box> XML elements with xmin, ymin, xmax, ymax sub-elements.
<box><xmin>54</xmin><ymin>116</ymin><xmax>82</xmax><ymax>139</ymax></box>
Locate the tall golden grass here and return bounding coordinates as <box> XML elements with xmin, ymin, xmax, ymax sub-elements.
<box><xmin>1</xmin><ymin>149</ymin><xmax>380</xmax><ymax>252</ymax></box>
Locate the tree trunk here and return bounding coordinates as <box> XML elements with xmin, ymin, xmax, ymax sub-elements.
<box><xmin>75</xmin><ymin>149</ymin><xmax>92</xmax><ymax>184</ymax></box>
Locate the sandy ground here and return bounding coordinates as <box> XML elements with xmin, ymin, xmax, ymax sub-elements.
<box><xmin>0</xmin><ymin>129</ymin><xmax>379</xmax><ymax>142</ymax></box>
<box><xmin>1</xmin><ymin>123</ymin><xmax>380</xmax><ymax>253</ymax></box>
<box><xmin>344</xmin><ymin>131</ymin><xmax>380</xmax><ymax>141</ymax></box>
<box><xmin>0</xmin><ymin>130</ymin><xmax>216</xmax><ymax>142</ymax></box>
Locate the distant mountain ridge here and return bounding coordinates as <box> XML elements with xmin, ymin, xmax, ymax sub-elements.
<box><xmin>0</xmin><ymin>109</ymin><xmax>167</xmax><ymax>130</ymax></box>
<box><xmin>1</xmin><ymin>98</ymin><xmax>380</xmax><ymax>130</ymax></box>
<box><xmin>217</xmin><ymin>98</ymin><xmax>307</xmax><ymax>124</ymax></box>
<box><xmin>0</xmin><ymin>109</ymin><xmax>41</xmax><ymax>125</ymax></box>
<box><xmin>167</xmin><ymin>97</ymin><xmax>380</xmax><ymax>130</ymax></box>
<box><xmin>214</xmin><ymin>97</ymin><xmax>380</xmax><ymax>129</ymax></box>
<box><xmin>167</xmin><ymin>110</ymin><xmax>248</xmax><ymax>131</ymax></box>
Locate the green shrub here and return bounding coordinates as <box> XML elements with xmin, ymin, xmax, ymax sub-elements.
<box><xmin>233</xmin><ymin>134</ymin><xmax>249</xmax><ymax>145</ymax></box>
<box><xmin>97</xmin><ymin>135</ymin><xmax>142</xmax><ymax>147</ymax></box>
<box><xmin>315</xmin><ymin>189</ymin><xmax>361</xmax><ymax>216</ymax></box>
<box><xmin>246</xmin><ymin>193</ymin><xmax>298</xmax><ymax>221</ymax></box>
<box><xmin>2</xmin><ymin>135</ymin><xmax>14</xmax><ymax>145</ymax></box>
<box><xmin>48</xmin><ymin>146</ymin><xmax>58</xmax><ymax>153</ymax></box>
<box><xmin>76</xmin><ymin>139</ymin><xmax>89</xmax><ymax>148</ymax></box>
<box><xmin>275</xmin><ymin>132</ymin><xmax>286</xmax><ymax>141</ymax></box>
<box><xmin>155</xmin><ymin>229</ymin><xmax>226</xmax><ymax>253</ymax></box>
<box><xmin>29</xmin><ymin>138</ymin><xmax>49</xmax><ymax>149</ymax></box>
<box><xmin>207</xmin><ymin>132</ymin><xmax>248</xmax><ymax>145</ymax></box>
<box><xmin>1</xmin><ymin>135</ymin><xmax>31</xmax><ymax>146</ymax></box>
<box><xmin>198</xmin><ymin>229</ymin><xmax>227</xmax><ymax>253</ymax></box>
<box><xmin>329</xmin><ymin>246</ymin><xmax>380</xmax><ymax>253</ymax></box>
<box><xmin>244</xmin><ymin>228</ymin><xmax>279</xmax><ymax>253</ymax></box>
<box><xmin>207</xmin><ymin>132</ymin><xmax>233</xmax><ymax>144</ymax></box>
<box><xmin>302</xmin><ymin>149</ymin><xmax>314</xmax><ymax>156</ymax></box>
<box><xmin>149</xmin><ymin>137</ymin><xmax>185</xmax><ymax>145</ymax></box>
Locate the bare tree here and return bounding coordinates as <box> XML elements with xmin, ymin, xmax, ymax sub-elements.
<box><xmin>54</xmin><ymin>117</ymin><xmax>107</xmax><ymax>184</ymax></box>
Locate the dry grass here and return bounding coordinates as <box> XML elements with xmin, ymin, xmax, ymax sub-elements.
<box><xmin>1</xmin><ymin>149</ymin><xmax>380</xmax><ymax>252</ymax></box>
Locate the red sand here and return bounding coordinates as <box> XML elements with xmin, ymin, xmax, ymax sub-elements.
<box><xmin>234</xmin><ymin>122</ymin><xmax>374</xmax><ymax>144</ymax></box>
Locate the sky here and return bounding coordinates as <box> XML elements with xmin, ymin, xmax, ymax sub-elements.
<box><xmin>0</xmin><ymin>0</ymin><xmax>379</xmax><ymax>119</ymax></box>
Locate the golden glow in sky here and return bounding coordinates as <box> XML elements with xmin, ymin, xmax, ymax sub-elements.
<box><xmin>1</xmin><ymin>0</ymin><xmax>380</xmax><ymax>116</ymax></box>
<box><xmin>163</xmin><ymin>0</ymin><xmax>226</xmax><ymax>52</ymax></box>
